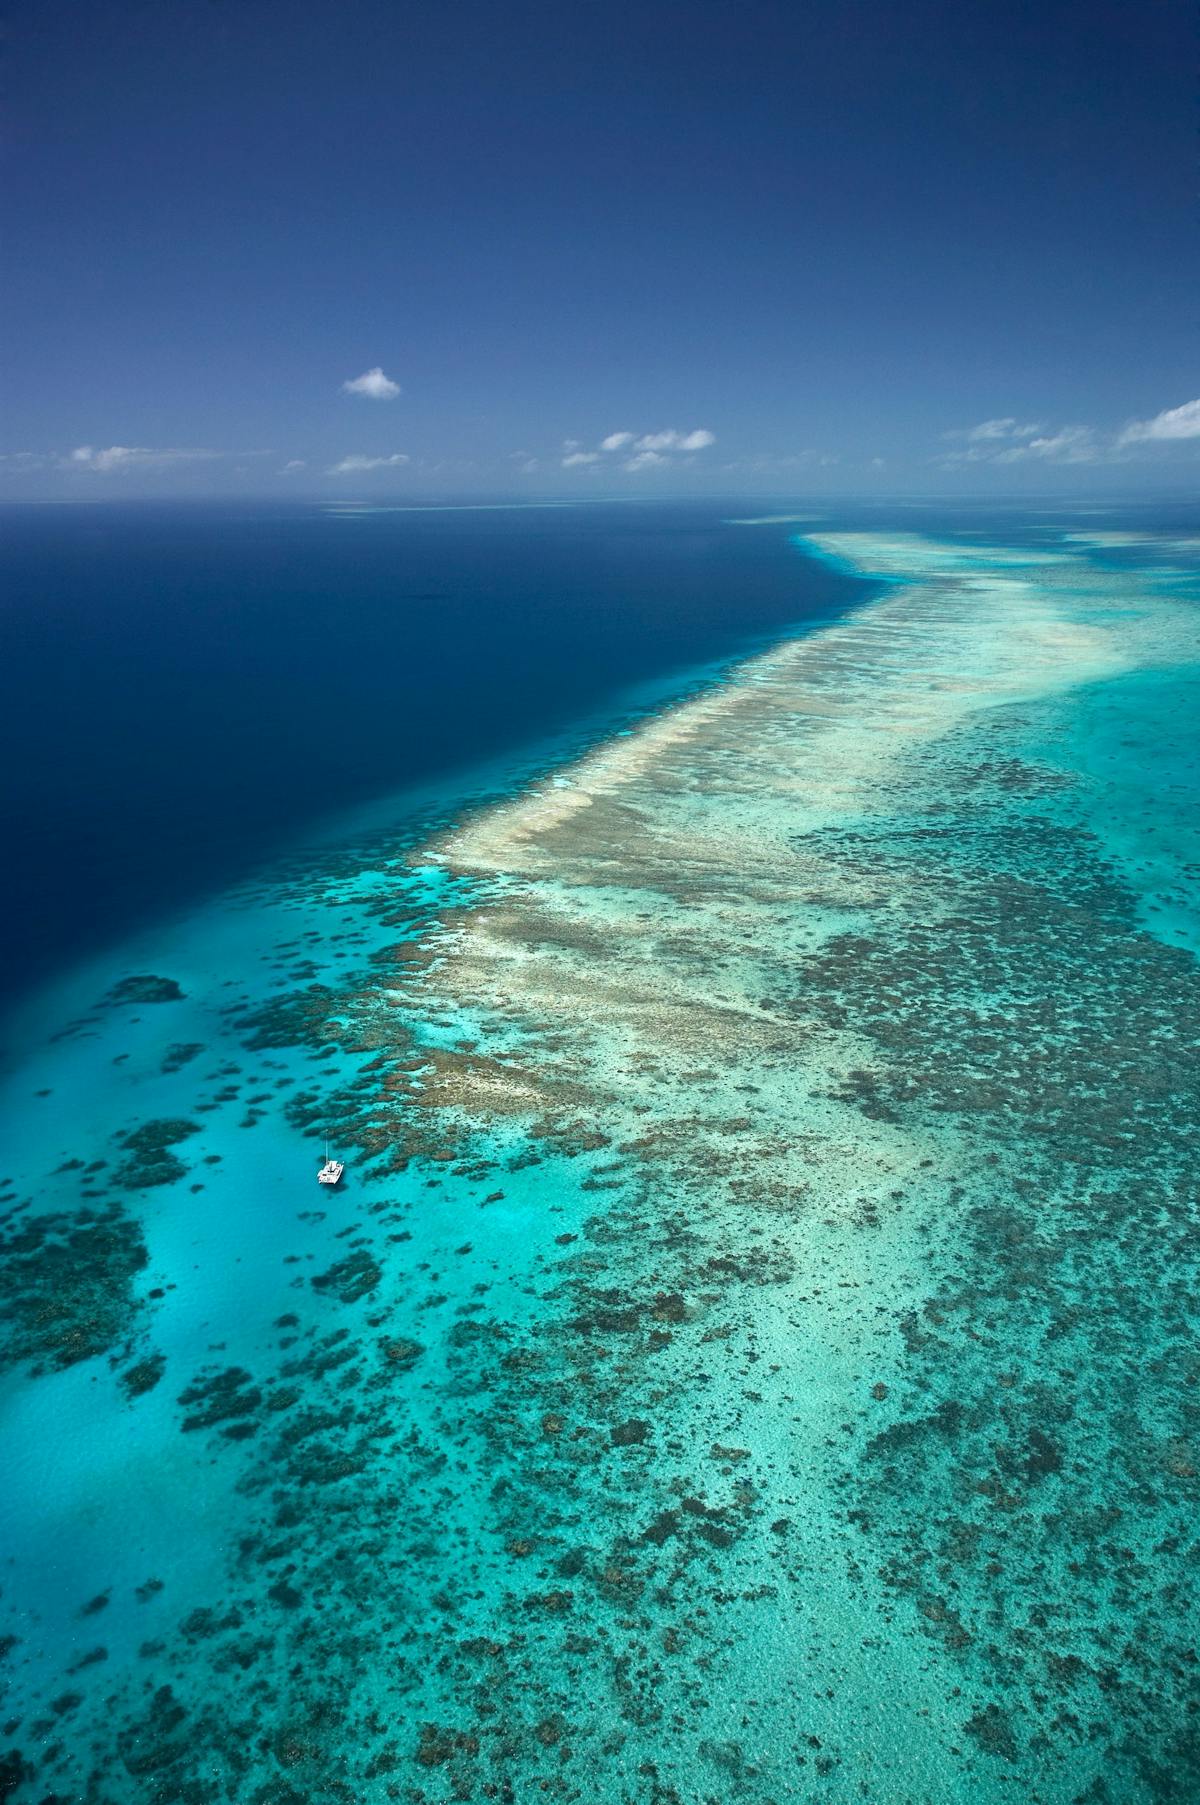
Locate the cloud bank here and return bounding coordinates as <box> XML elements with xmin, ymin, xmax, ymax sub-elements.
<box><xmin>1118</xmin><ymin>398</ymin><xmax>1200</xmax><ymax>446</ymax></box>
<box><xmin>327</xmin><ymin>453</ymin><xmax>410</xmax><ymax>473</ymax></box>
<box><xmin>341</xmin><ymin>367</ymin><xmax>401</xmax><ymax>400</ymax></box>
<box><xmin>941</xmin><ymin>418</ymin><xmax>1098</xmax><ymax>467</ymax></box>
<box><xmin>995</xmin><ymin>426</ymin><xmax>1098</xmax><ymax>464</ymax></box>
<box><xmin>560</xmin><ymin>426</ymin><xmax>718</xmax><ymax>472</ymax></box>
<box><xmin>631</xmin><ymin>428</ymin><xmax>716</xmax><ymax>453</ymax></box>
<box><xmin>943</xmin><ymin>398</ymin><xmax>1200</xmax><ymax>470</ymax></box>
<box><xmin>962</xmin><ymin>417</ymin><xmax>1042</xmax><ymax>443</ymax></box>
<box><xmin>67</xmin><ymin>445</ymin><xmax>225</xmax><ymax>473</ymax></box>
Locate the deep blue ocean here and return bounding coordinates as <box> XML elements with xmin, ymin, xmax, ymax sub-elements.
<box><xmin>0</xmin><ymin>501</ymin><xmax>871</xmax><ymax>1017</ymax></box>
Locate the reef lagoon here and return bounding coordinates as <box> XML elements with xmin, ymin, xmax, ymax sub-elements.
<box><xmin>1</xmin><ymin>514</ymin><xmax>1199</xmax><ymax>1804</ymax></box>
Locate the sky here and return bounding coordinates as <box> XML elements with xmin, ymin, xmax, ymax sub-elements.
<box><xmin>1</xmin><ymin>0</ymin><xmax>1196</xmax><ymax>499</ymax></box>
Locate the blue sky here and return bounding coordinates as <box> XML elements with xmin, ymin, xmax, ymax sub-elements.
<box><xmin>2</xmin><ymin>0</ymin><xmax>1196</xmax><ymax>498</ymax></box>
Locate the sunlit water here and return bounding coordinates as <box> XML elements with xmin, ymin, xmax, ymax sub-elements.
<box><xmin>1</xmin><ymin>521</ymin><xmax>1197</xmax><ymax>1804</ymax></box>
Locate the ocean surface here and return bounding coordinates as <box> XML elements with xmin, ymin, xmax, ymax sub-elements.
<box><xmin>0</xmin><ymin>501</ymin><xmax>864</xmax><ymax>1017</ymax></box>
<box><xmin>1</xmin><ymin>502</ymin><xmax>1198</xmax><ymax>1804</ymax></box>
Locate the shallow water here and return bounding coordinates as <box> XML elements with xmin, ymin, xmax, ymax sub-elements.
<box><xmin>1</xmin><ymin>519</ymin><xmax>1198</xmax><ymax>1803</ymax></box>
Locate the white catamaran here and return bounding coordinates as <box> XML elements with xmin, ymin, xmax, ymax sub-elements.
<box><xmin>317</xmin><ymin>1142</ymin><xmax>344</xmax><ymax>1186</ymax></box>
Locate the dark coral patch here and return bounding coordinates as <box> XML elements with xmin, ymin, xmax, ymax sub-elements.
<box><xmin>310</xmin><ymin>1249</ymin><xmax>381</xmax><ymax>1304</ymax></box>
<box><xmin>0</xmin><ymin>1203</ymin><xmax>148</xmax><ymax>1374</ymax></box>
<box><xmin>104</xmin><ymin>974</ymin><xmax>185</xmax><ymax>1006</ymax></box>
<box><xmin>114</xmin><ymin>1119</ymin><xmax>200</xmax><ymax>1189</ymax></box>
<box><xmin>177</xmin><ymin>1366</ymin><xmax>262</xmax><ymax>1433</ymax></box>
<box><xmin>120</xmin><ymin>1352</ymin><xmax>166</xmax><ymax>1399</ymax></box>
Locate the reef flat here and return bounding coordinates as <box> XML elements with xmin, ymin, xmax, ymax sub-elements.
<box><xmin>0</xmin><ymin>524</ymin><xmax>1197</xmax><ymax>1803</ymax></box>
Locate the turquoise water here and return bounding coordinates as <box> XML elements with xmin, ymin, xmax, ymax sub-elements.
<box><xmin>1</xmin><ymin>520</ymin><xmax>1198</xmax><ymax>1802</ymax></box>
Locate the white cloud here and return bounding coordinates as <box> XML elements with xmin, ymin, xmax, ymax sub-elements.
<box><xmin>562</xmin><ymin>451</ymin><xmax>600</xmax><ymax>467</ymax></box>
<box><xmin>341</xmin><ymin>367</ymin><xmax>401</xmax><ymax>400</ymax></box>
<box><xmin>624</xmin><ymin>449</ymin><xmax>668</xmax><ymax>471</ymax></box>
<box><xmin>66</xmin><ymin>445</ymin><xmax>224</xmax><ymax>473</ymax></box>
<box><xmin>1118</xmin><ymin>398</ymin><xmax>1200</xmax><ymax>445</ymax></box>
<box><xmin>940</xmin><ymin>418</ymin><xmax>1099</xmax><ymax>468</ymax></box>
<box><xmin>632</xmin><ymin>427</ymin><xmax>716</xmax><ymax>453</ymax></box>
<box><xmin>942</xmin><ymin>398</ymin><xmax>1200</xmax><ymax>470</ymax></box>
<box><xmin>960</xmin><ymin>417</ymin><xmax>1042</xmax><ymax>443</ymax></box>
<box><xmin>280</xmin><ymin>459</ymin><xmax>307</xmax><ymax>474</ymax></box>
<box><xmin>581</xmin><ymin>427</ymin><xmax>718</xmax><ymax>458</ymax></box>
<box><xmin>327</xmin><ymin>452</ymin><xmax>410</xmax><ymax>474</ymax></box>
<box><xmin>994</xmin><ymin>426</ymin><xmax>1098</xmax><ymax>465</ymax></box>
